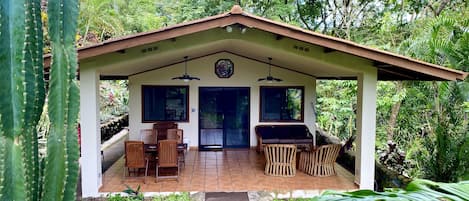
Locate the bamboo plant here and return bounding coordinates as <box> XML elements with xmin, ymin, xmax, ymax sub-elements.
<box><xmin>0</xmin><ymin>0</ymin><xmax>79</xmax><ymax>200</ymax></box>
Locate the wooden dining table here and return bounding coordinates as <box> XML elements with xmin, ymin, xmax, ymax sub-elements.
<box><xmin>144</xmin><ymin>143</ymin><xmax>187</xmax><ymax>154</ymax></box>
<box><xmin>144</xmin><ymin>143</ymin><xmax>187</xmax><ymax>168</ymax></box>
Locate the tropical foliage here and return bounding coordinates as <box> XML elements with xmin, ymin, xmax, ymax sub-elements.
<box><xmin>100</xmin><ymin>80</ymin><xmax>129</xmax><ymax>122</ymax></box>
<box><xmin>313</xmin><ymin>179</ymin><xmax>469</xmax><ymax>201</ymax></box>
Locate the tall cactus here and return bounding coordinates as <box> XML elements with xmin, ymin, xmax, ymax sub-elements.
<box><xmin>42</xmin><ymin>0</ymin><xmax>80</xmax><ymax>200</ymax></box>
<box><xmin>0</xmin><ymin>0</ymin><xmax>79</xmax><ymax>200</ymax></box>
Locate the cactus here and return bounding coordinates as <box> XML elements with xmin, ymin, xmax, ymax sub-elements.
<box><xmin>0</xmin><ymin>0</ymin><xmax>79</xmax><ymax>201</ymax></box>
<box><xmin>42</xmin><ymin>0</ymin><xmax>80</xmax><ymax>200</ymax></box>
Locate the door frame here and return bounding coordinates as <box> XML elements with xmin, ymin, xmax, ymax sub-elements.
<box><xmin>198</xmin><ymin>86</ymin><xmax>251</xmax><ymax>150</ymax></box>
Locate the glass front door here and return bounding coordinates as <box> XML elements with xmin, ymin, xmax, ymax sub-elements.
<box><xmin>199</xmin><ymin>87</ymin><xmax>250</xmax><ymax>150</ymax></box>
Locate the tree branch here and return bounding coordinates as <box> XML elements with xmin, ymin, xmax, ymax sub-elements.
<box><xmin>435</xmin><ymin>0</ymin><xmax>451</xmax><ymax>16</ymax></box>
<box><xmin>296</xmin><ymin>0</ymin><xmax>312</xmax><ymax>30</ymax></box>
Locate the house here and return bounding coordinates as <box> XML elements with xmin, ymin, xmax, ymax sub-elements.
<box><xmin>47</xmin><ymin>5</ymin><xmax>466</xmax><ymax>197</ymax></box>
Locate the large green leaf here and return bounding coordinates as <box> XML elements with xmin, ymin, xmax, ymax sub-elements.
<box><xmin>314</xmin><ymin>179</ymin><xmax>469</xmax><ymax>201</ymax></box>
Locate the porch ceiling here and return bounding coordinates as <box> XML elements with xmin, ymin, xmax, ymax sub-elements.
<box><xmin>78</xmin><ymin>27</ymin><xmax>366</xmax><ymax>79</ymax></box>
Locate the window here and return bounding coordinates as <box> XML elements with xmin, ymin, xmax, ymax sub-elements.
<box><xmin>142</xmin><ymin>85</ymin><xmax>189</xmax><ymax>122</ymax></box>
<box><xmin>260</xmin><ymin>86</ymin><xmax>304</xmax><ymax>122</ymax></box>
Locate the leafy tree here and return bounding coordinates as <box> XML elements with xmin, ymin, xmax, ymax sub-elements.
<box><xmin>399</xmin><ymin>9</ymin><xmax>469</xmax><ymax>181</ymax></box>
<box><xmin>316</xmin><ymin>80</ymin><xmax>357</xmax><ymax>141</ymax></box>
<box><xmin>100</xmin><ymin>80</ymin><xmax>129</xmax><ymax>122</ymax></box>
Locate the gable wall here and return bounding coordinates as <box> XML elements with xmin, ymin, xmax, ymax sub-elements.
<box><xmin>128</xmin><ymin>52</ymin><xmax>316</xmax><ymax>148</ymax></box>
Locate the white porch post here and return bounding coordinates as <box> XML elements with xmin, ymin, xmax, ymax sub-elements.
<box><xmin>311</xmin><ymin>77</ymin><xmax>317</xmax><ymax>147</ymax></box>
<box><xmin>355</xmin><ymin>69</ymin><xmax>377</xmax><ymax>190</ymax></box>
<box><xmin>80</xmin><ymin>67</ymin><xmax>102</xmax><ymax>197</ymax></box>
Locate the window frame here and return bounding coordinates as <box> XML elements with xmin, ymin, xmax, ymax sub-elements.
<box><xmin>141</xmin><ymin>85</ymin><xmax>189</xmax><ymax>123</ymax></box>
<box><xmin>259</xmin><ymin>86</ymin><xmax>304</xmax><ymax>122</ymax></box>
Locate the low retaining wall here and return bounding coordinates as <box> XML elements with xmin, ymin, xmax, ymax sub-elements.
<box><xmin>100</xmin><ymin>114</ymin><xmax>128</xmax><ymax>143</ymax></box>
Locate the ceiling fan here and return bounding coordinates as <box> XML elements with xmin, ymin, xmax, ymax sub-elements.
<box><xmin>172</xmin><ymin>56</ymin><xmax>200</xmax><ymax>82</ymax></box>
<box><xmin>258</xmin><ymin>57</ymin><xmax>282</xmax><ymax>82</ymax></box>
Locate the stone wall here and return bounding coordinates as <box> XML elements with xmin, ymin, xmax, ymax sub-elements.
<box><xmin>100</xmin><ymin>114</ymin><xmax>129</xmax><ymax>143</ymax></box>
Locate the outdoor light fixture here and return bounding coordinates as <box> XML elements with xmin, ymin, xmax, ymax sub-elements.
<box><xmin>225</xmin><ymin>25</ymin><xmax>233</xmax><ymax>33</ymax></box>
<box><xmin>258</xmin><ymin>57</ymin><xmax>282</xmax><ymax>83</ymax></box>
<box><xmin>172</xmin><ymin>56</ymin><xmax>200</xmax><ymax>82</ymax></box>
<box><xmin>238</xmin><ymin>24</ymin><xmax>247</xmax><ymax>34</ymax></box>
<box><xmin>225</xmin><ymin>24</ymin><xmax>248</xmax><ymax>34</ymax></box>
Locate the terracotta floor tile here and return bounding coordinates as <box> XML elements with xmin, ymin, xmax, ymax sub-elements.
<box><xmin>101</xmin><ymin>149</ymin><xmax>357</xmax><ymax>193</ymax></box>
<box><xmin>190</xmin><ymin>185</ymin><xmax>205</xmax><ymax>192</ymax></box>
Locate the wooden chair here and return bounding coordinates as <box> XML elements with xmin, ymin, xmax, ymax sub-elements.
<box><xmin>299</xmin><ymin>144</ymin><xmax>341</xmax><ymax>177</ymax></box>
<box><xmin>167</xmin><ymin>128</ymin><xmax>183</xmax><ymax>143</ymax></box>
<box><xmin>140</xmin><ymin>129</ymin><xmax>156</xmax><ymax>144</ymax></box>
<box><xmin>153</xmin><ymin>122</ymin><xmax>177</xmax><ymax>141</ymax></box>
<box><xmin>263</xmin><ymin>144</ymin><xmax>297</xmax><ymax>177</ymax></box>
<box><xmin>167</xmin><ymin>128</ymin><xmax>185</xmax><ymax>167</ymax></box>
<box><xmin>124</xmin><ymin>141</ymin><xmax>149</xmax><ymax>183</ymax></box>
<box><xmin>156</xmin><ymin>140</ymin><xmax>179</xmax><ymax>182</ymax></box>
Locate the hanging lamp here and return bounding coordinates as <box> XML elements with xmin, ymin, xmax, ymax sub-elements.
<box><xmin>257</xmin><ymin>57</ymin><xmax>282</xmax><ymax>83</ymax></box>
<box><xmin>172</xmin><ymin>56</ymin><xmax>200</xmax><ymax>82</ymax></box>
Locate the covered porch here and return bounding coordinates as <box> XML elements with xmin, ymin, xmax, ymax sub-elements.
<box><xmin>68</xmin><ymin>5</ymin><xmax>467</xmax><ymax>198</ymax></box>
<box><xmin>100</xmin><ymin>149</ymin><xmax>356</xmax><ymax>194</ymax></box>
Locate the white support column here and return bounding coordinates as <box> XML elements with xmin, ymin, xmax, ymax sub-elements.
<box><xmin>311</xmin><ymin>77</ymin><xmax>317</xmax><ymax>147</ymax></box>
<box><xmin>80</xmin><ymin>67</ymin><xmax>102</xmax><ymax>197</ymax></box>
<box><xmin>355</xmin><ymin>69</ymin><xmax>377</xmax><ymax>190</ymax></box>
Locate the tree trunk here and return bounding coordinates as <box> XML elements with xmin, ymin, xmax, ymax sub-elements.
<box><xmin>386</xmin><ymin>81</ymin><xmax>403</xmax><ymax>141</ymax></box>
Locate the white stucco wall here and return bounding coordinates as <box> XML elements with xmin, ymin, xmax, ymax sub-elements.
<box><xmin>128</xmin><ymin>52</ymin><xmax>317</xmax><ymax>148</ymax></box>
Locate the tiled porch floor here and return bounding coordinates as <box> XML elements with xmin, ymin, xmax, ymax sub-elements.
<box><xmin>100</xmin><ymin>149</ymin><xmax>357</xmax><ymax>193</ymax></box>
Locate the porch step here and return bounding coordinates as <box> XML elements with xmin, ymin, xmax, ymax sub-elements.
<box><xmin>205</xmin><ymin>192</ymin><xmax>248</xmax><ymax>201</ymax></box>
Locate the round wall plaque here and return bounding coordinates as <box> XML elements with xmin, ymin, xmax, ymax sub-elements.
<box><xmin>214</xmin><ymin>59</ymin><xmax>234</xmax><ymax>78</ymax></box>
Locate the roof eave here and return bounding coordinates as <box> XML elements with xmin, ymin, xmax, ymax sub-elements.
<box><xmin>42</xmin><ymin>5</ymin><xmax>468</xmax><ymax>82</ymax></box>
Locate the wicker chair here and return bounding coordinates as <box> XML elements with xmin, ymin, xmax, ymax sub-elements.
<box><xmin>156</xmin><ymin>140</ymin><xmax>179</xmax><ymax>182</ymax></box>
<box><xmin>124</xmin><ymin>141</ymin><xmax>149</xmax><ymax>183</ymax></box>
<box><xmin>167</xmin><ymin>128</ymin><xmax>185</xmax><ymax>167</ymax></box>
<box><xmin>299</xmin><ymin>144</ymin><xmax>341</xmax><ymax>177</ymax></box>
<box><xmin>263</xmin><ymin>144</ymin><xmax>297</xmax><ymax>177</ymax></box>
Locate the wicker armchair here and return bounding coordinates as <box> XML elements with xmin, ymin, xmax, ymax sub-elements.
<box><xmin>124</xmin><ymin>141</ymin><xmax>149</xmax><ymax>183</ymax></box>
<box><xmin>299</xmin><ymin>144</ymin><xmax>341</xmax><ymax>177</ymax></box>
<box><xmin>156</xmin><ymin>140</ymin><xmax>179</xmax><ymax>182</ymax></box>
<box><xmin>263</xmin><ymin>144</ymin><xmax>297</xmax><ymax>177</ymax></box>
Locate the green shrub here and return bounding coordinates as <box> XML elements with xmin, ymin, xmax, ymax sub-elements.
<box><xmin>151</xmin><ymin>192</ymin><xmax>190</xmax><ymax>201</ymax></box>
<box><xmin>106</xmin><ymin>194</ymin><xmax>141</xmax><ymax>201</ymax></box>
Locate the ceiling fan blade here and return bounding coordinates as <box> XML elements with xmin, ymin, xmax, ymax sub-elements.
<box><xmin>258</xmin><ymin>78</ymin><xmax>266</xmax><ymax>81</ymax></box>
<box><xmin>172</xmin><ymin>74</ymin><xmax>200</xmax><ymax>81</ymax></box>
<box><xmin>273</xmin><ymin>77</ymin><xmax>283</xmax><ymax>82</ymax></box>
